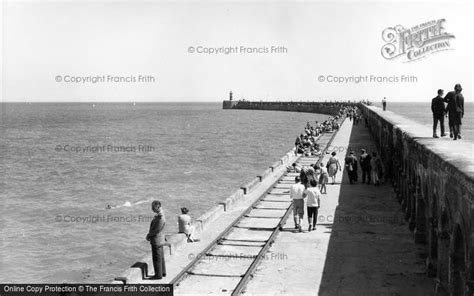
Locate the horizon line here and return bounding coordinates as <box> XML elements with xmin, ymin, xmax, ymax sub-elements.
<box><xmin>2</xmin><ymin>100</ymin><xmax>472</xmax><ymax>103</ymax></box>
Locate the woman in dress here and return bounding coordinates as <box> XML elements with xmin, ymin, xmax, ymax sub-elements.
<box><xmin>370</xmin><ymin>152</ymin><xmax>383</xmax><ymax>186</ymax></box>
<box><xmin>327</xmin><ymin>151</ymin><xmax>342</xmax><ymax>184</ymax></box>
<box><xmin>305</xmin><ymin>166</ymin><xmax>316</xmax><ymax>188</ymax></box>
<box><xmin>178</xmin><ymin>207</ymin><xmax>200</xmax><ymax>242</ymax></box>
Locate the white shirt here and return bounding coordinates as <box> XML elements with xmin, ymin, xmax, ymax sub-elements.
<box><xmin>178</xmin><ymin>214</ymin><xmax>191</xmax><ymax>234</ymax></box>
<box><xmin>290</xmin><ymin>183</ymin><xmax>305</xmax><ymax>200</ymax></box>
<box><xmin>304</xmin><ymin>187</ymin><xmax>321</xmax><ymax>207</ymax></box>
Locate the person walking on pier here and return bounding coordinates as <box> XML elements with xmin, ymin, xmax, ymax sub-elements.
<box><xmin>370</xmin><ymin>152</ymin><xmax>383</xmax><ymax>186</ymax></box>
<box><xmin>305</xmin><ymin>166</ymin><xmax>316</xmax><ymax>188</ymax></box>
<box><xmin>360</xmin><ymin>149</ymin><xmax>372</xmax><ymax>184</ymax></box>
<box><xmin>318</xmin><ymin>162</ymin><xmax>329</xmax><ymax>194</ymax></box>
<box><xmin>295</xmin><ymin>134</ymin><xmax>302</xmax><ymax>152</ymax></box>
<box><xmin>345</xmin><ymin>151</ymin><xmax>358</xmax><ymax>184</ymax></box>
<box><xmin>146</xmin><ymin>200</ymin><xmax>167</xmax><ymax>280</ymax></box>
<box><xmin>444</xmin><ymin>84</ymin><xmax>465</xmax><ymax>140</ymax></box>
<box><xmin>431</xmin><ymin>89</ymin><xmax>446</xmax><ymax>138</ymax></box>
<box><xmin>382</xmin><ymin>97</ymin><xmax>387</xmax><ymax>111</ymax></box>
<box><xmin>290</xmin><ymin>176</ymin><xmax>305</xmax><ymax>232</ymax></box>
<box><xmin>303</xmin><ymin>179</ymin><xmax>321</xmax><ymax>232</ymax></box>
<box><xmin>327</xmin><ymin>151</ymin><xmax>342</xmax><ymax>185</ymax></box>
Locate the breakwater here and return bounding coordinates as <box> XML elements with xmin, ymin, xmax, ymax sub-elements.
<box><xmin>223</xmin><ymin>100</ymin><xmax>356</xmax><ymax>115</ymax></box>
<box><xmin>223</xmin><ymin>100</ymin><xmax>474</xmax><ymax>294</ymax></box>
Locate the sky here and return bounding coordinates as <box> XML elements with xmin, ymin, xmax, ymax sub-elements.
<box><xmin>1</xmin><ymin>0</ymin><xmax>473</xmax><ymax>102</ymax></box>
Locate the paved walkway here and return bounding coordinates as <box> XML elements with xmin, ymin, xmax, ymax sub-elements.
<box><xmin>243</xmin><ymin>118</ymin><xmax>440</xmax><ymax>296</ymax></box>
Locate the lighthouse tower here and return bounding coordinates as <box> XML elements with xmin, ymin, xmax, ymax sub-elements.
<box><xmin>223</xmin><ymin>90</ymin><xmax>237</xmax><ymax>109</ymax></box>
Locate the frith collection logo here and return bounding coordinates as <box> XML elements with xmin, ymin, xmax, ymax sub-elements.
<box><xmin>381</xmin><ymin>19</ymin><xmax>455</xmax><ymax>62</ymax></box>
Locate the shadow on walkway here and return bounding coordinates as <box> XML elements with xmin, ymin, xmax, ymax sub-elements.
<box><xmin>317</xmin><ymin>122</ymin><xmax>442</xmax><ymax>296</ymax></box>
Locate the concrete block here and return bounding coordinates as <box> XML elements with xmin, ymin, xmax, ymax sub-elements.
<box><xmin>164</xmin><ymin>233</ymin><xmax>186</xmax><ymax>254</ymax></box>
<box><xmin>121</xmin><ymin>265</ymin><xmax>142</xmax><ymax>283</ymax></box>
<box><xmin>219</xmin><ymin>197</ymin><xmax>232</xmax><ymax>211</ymax></box>
<box><xmin>257</xmin><ymin>168</ymin><xmax>273</xmax><ymax>181</ymax></box>
<box><xmin>240</xmin><ymin>177</ymin><xmax>261</xmax><ymax>195</ymax></box>
<box><xmin>191</xmin><ymin>221</ymin><xmax>203</xmax><ymax>234</ymax></box>
<box><xmin>196</xmin><ymin>204</ymin><xmax>225</xmax><ymax>229</ymax></box>
<box><xmin>228</xmin><ymin>189</ymin><xmax>244</xmax><ymax>203</ymax></box>
<box><xmin>113</xmin><ymin>277</ymin><xmax>128</xmax><ymax>284</ymax></box>
<box><xmin>265</xmin><ymin>167</ymin><xmax>273</xmax><ymax>176</ymax></box>
<box><xmin>218</xmin><ymin>189</ymin><xmax>245</xmax><ymax>211</ymax></box>
<box><xmin>270</xmin><ymin>161</ymin><xmax>282</xmax><ymax>172</ymax></box>
<box><xmin>130</xmin><ymin>262</ymin><xmax>148</xmax><ymax>280</ymax></box>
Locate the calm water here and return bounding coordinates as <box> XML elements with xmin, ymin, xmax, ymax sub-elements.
<box><xmin>374</xmin><ymin>102</ymin><xmax>474</xmax><ymax>141</ymax></box>
<box><xmin>0</xmin><ymin>103</ymin><xmax>328</xmax><ymax>283</ymax></box>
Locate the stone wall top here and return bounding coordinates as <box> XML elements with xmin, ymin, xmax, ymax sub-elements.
<box><xmin>365</xmin><ymin>105</ymin><xmax>473</xmax><ymax>179</ymax></box>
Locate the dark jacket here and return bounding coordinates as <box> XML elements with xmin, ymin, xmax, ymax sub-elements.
<box><xmin>431</xmin><ymin>96</ymin><xmax>445</xmax><ymax>115</ymax></box>
<box><xmin>444</xmin><ymin>91</ymin><xmax>464</xmax><ymax>115</ymax></box>
<box><xmin>345</xmin><ymin>155</ymin><xmax>358</xmax><ymax>171</ymax></box>
<box><xmin>360</xmin><ymin>153</ymin><xmax>372</xmax><ymax>170</ymax></box>
<box><xmin>147</xmin><ymin>213</ymin><xmax>166</xmax><ymax>246</ymax></box>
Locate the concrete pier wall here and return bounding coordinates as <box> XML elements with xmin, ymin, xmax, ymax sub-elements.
<box><xmin>222</xmin><ymin>100</ymin><xmax>354</xmax><ymax>116</ymax></box>
<box><xmin>361</xmin><ymin>104</ymin><xmax>474</xmax><ymax>295</ymax></box>
<box><xmin>114</xmin><ymin>147</ymin><xmax>297</xmax><ymax>283</ymax></box>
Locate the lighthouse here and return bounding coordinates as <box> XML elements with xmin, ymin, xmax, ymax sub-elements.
<box><xmin>223</xmin><ymin>91</ymin><xmax>237</xmax><ymax>109</ymax></box>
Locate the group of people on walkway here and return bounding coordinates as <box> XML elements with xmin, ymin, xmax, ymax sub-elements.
<box><xmin>431</xmin><ymin>83</ymin><xmax>465</xmax><ymax>140</ymax></box>
<box><xmin>294</xmin><ymin>105</ymin><xmax>354</xmax><ymax>157</ymax></box>
<box><xmin>289</xmin><ymin>108</ymin><xmax>351</xmax><ymax>233</ymax></box>
<box><xmin>346</xmin><ymin>106</ymin><xmax>362</xmax><ymax>125</ymax></box>
<box><xmin>289</xmin><ymin>108</ymin><xmax>386</xmax><ymax>232</ymax></box>
<box><xmin>294</xmin><ymin>116</ymin><xmax>341</xmax><ymax>156</ymax></box>
<box><xmin>289</xmin><ymin>150</ymin><xmax>343</xmax><ymax>232</ymax></box>
<box><xmin>290</xmin><ymin>176</ymin><xmax>321</xmax><ymax>233</ymax></box>
<box><xmin>344</xmin><ymin>149</ymin><xmax>383</xmax><ymax>186</ymax></box>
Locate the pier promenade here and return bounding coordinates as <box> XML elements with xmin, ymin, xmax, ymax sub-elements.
<box><xmin>117</xmin><ymin>102</ymin><xmax>473</xmax><ymax>295</ymax></box>
<box><xmin>244</xmin><ymin>113</ymin><xmax>437</xmax><ymax>295</ymax></box>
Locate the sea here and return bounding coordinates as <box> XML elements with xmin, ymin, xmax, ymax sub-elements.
<box><xmin>0</xmin><ymin>103</ymin><xmax>329</xmax><ymax>283</ymax></box>
<box><xmin>1</xmin><ymin>102</ymin><xmax>472</xmax><ymax>283</ymax></box>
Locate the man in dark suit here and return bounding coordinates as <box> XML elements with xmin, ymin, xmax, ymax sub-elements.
<box><xmin>146</xmin><ymin>200</ymin><xmax>166</xmax><ymax>279</ymax></box>
<box><xmin>444</xmin><ymin>84</ymin><xmax>465</xmax><ymax>140</ymax></box>
<box><xmin>431</xmin><ymin>89</ymin><xmax>446</xmax><ymax>138</ymax></box>
<box><xmin>345</xmin><ymin>151</ymin><xmax>358</xmax><ymax>184</ymax></box>
<box><xmin>359</xmin><ymin>149</ymin><xmax>372</xmax><ymax>184</ymax></box>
